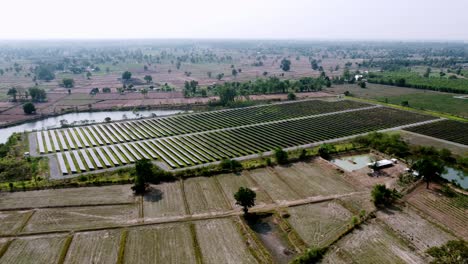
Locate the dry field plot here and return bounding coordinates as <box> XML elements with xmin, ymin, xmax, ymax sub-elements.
<box><xmin>377</xmin><ymin>207</ymin><xmax>456</xmax><ymax>253</ymax></box>
<box><xmin>287</xmin><ymin>202</ymin><xmax>352</xmax><ymax>247</ymax></box>
<box><xmin>0</xmin><ymin>210</ymin><xmax>31</xmax><ymax>235</ymax></box>
<box><xmin>275</xmin><ymin>161</ymin><xmax>356</xmax><ymax>198</ymax></box>
<box><xmin>323</xmin><ymin>221</ymin><xmax>425</xmax><ymax>264</ymax></box>
<box><xmin>0</xmin><ymin>185</ymin><xmax>136</xmax><ymax>210</ymax></box>
<box><xmin>216</xmin><ymin>172</ymin><xmax>272</xmax><ymax>207</ymax></box>
<box><xmin>195</xmin><ymin>218</ymin><xmax>257</xmax><ymax>264</ymax></box>
<box><xmin>143</xmin><ymin>182</ymin><xmax>187</xmax><ymax>219</ymax></box>
<box><xmin>406</xmin><ymin>184</ymin><xmax>468</xmax><ymax>240</ymax></box>
<box><xmin>124</xmin><ymin>223</ymin><xmax>196</xmax><ymax>264</ymax></box>
<box><xmin>248</xmin><ymin>168</ymin><xmax>300</xmax><ymax>202</ymax></box>
<box><xmin>0</xmin><ymin>235</ymin><xmax>67</xmax><ymax>264</ymax></box>
<box><xmin>64</xmin><ymin>230</ymin><xmax>121</xmax><ymax>264</ymax></box>
<box><xmin>184</xmin><ymin>177</ymin><xmax>230</xmax><ymax>214</ymax></box>
<box><xmin>22</xmin><ymin>204</ymin><xmax>138</xmax><ymax>233</ymax></box>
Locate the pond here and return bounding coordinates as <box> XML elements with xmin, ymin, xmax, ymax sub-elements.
<box><xmin>442</xmin><ymin>167</ymin><xmax>468</xmax><ymax>189</ymax></box>
<box><xmin>331</xmin><ymin>154</ymin><xmax>372</xmax><ymax>172</ymax></box>
<box><xmin>0</xmin><ymin>109</ymin><xmax>186</xmax><ymax>143</ymax></box>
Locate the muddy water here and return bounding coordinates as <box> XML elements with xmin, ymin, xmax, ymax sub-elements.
<box><xmin>249</xmin><ymin>215</ymin><xmax>297</xmax><ymax>264</ymax></box>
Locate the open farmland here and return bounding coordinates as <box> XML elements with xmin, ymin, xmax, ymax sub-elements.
<box><xmin>64</xmin><ymin>230</ymin><xmax>121</xmax><ymax>264</ymax></box>
<box><xmin>406</xmin><ymin>184</ymin><xmax>468</xmax><ymax>240</ymax></box>
<box><xmin>183</xmin><ymin>177</ymin><xmax>230</xmax><ymax>214</ymax></box>
<box><xmin>323</xmin><ymin>221</ymin><xmax>425</xmax><ymax>264</ymax></box>
<box><xmin>143</xmin><ymin>182</ymin><xmax>187</xmax><ymax>219</ymax></box>
<box><xmin>22</xmin><ymin>204</ymin><xmax>138</xmax><ymax>233</ymax></box>
<box><xmin>30</xmin><ymin>99</ymin><xmax>439</xmax><ymax>177</ymax></box>
<box><xmin>0</xmin><ymin>235</ymin><xmax>67</xmax><ymax>264</ymax></box>
<box><xmin>216</xmin><ymin>172</ymin><xmax>273</xmax><ymax>207</ymax></box>
<box><xmin>404</xmin><ymin>119</ymin><xmax>468</xmax><ymax>145</ymax></box>
<box><xmin>124</xmin><ymin>223</ymin><xmax>197</xmax><ymax>263</ymax></box>
<box><xmin>286</xmin><ymin>202</ymin><xmax>353</xmax><ymax>247</ymax></box>
<box><xmin>0</xmin><ymin>211</ymin><xmax>31</xmax><ymax>235</ymax></box>
<box><xmin>194</xmin><ymin>218</ymin><xmax>258</xmax><ymax>264</ymax></box>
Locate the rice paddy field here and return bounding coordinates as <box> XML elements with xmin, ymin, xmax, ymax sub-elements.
<box><xmin>142</xmin><ymin>182</ymin><xmax>187</xmax><ymax>219</ymax></box>
<box><xmin>0</xmin><ymin>235</ymin><xmax>67</xmax><ymax>264</ymax></box>
<box><xmin>183</xmin><ymin>177</ymin><xmax>231</xmax><ymax>214</ymax></box>
<box><xmin>323</xmin><ymin>221</ymin><xmax>425</xmax><ymax>264</ymax></box>
<box><xmin>194</xmin><ymin>218</ymin><xmax>258</xmax><ymax>264</ymax></box>
<box><xmin>64</xmin><ymin>230</ymin><xmax>121</xmax><ymax>264</ymax></box>
<box><xmin>286</xmin><ymin>202</ymin><xmax>353</xmax><ymax>247</ymax></box>
<box><xmin>0</xmin><ymin>210</ymin><xmax>31</xmax><ymax>235</ymax></box>
<box><xmin>124</xmin><ymin>223</ymin><xmax>197</xmax><ymax>264</ymax></box>
<box><xmin>30</xmin><ymin>99</ymin><xmax>439</xmax><ymax>177</ymax></box>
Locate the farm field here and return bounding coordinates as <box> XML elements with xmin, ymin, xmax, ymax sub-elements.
<box><xmin>323</xmin><ymin>221</ymin><xmax>425</xmax><ymax>264</ymax></box>
<box><xmin>286</xmin><ymin>202</ymin><xmax>353</xmax><ymax>247</ymax></box>
<box><xmin>0</xmin><ymin>185</ymin><xmax>136</xmax><ymax>210</ymax></box>
<box><xmin>124</xmin><ymin>223</ymin><xmax>197</xmax><ymax>264</ymax></box>
<box><xmin>143</xmin><ymin>182</ymin><xmax>187</xmax><ymax>219</ymax></box>
<box><xmin>0</xmin><ymin>210</ymin><xmax>31</xmax><ymax>235</ymax></box>
<box><xmin>22</xmin><ymin>204</ymin><xmax>138</xmax><ymax>233</ymax></box>
<box><xmin>31</xmin><ymin>99</ymin><xmax>439</xmax><ymax>176</ymax></box>
<box><xmin>406</xmin><ymin>184</ymin><xmax>468</xmax><ymax>240</ymax></box>
<box><xmin>274</xmin><ymin>161</ymin><xmax>356</xmax><ymax>198</ymax></box>
<box><xmin>183</xmin><ymin>177</ymin><xmax>230</xmax><ymax>214</ymax></box>
<box><xmin>247</xmin><ymin>168</ymin><xmax>300</xmax><ymax>202</ymax></box>
<box><xmin>64</xmin><ymin>230</ymin><xmax>121</xmax><ymax>264</ymax></box>
<box><xmin>194</xmin><ymin>218</ymin><xmax>258</xmax><ymax>264</ymax></box>
<box><xmin>404</xmin><ymin>119</ymin><xmax>468</xmax><ymax>145</ymax></box>
<box><xmin>0</xmin><ymin>235</ymin><xmax>67</xmax><ymax>264</ymax></box>
<box><xmin>376</xmin><ymin>207</ymin><xmax>456</xmax><ymax>253</ymax></box>
<box><xmin>216</xmin><ymin>172</ymin><xmax>273</xmax><ymax>207</ymax></box>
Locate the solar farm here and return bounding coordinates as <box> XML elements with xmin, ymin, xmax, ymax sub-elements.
<box><xmin>32</xmin><ymin>99</ymin><xmax>439</xmax><ymax>176</ymax></box>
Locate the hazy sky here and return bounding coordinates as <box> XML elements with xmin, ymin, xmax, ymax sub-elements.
<box><xmin>1</xmin><ymin>0</ymin><xmax>467</xmax><ymax>40</ymax></box>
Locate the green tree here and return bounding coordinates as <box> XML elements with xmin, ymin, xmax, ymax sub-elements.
<box><xmin>219</xmin><ymin>159</ymin><xmax>242</xmax><ymax>173</ymax></box>
<box><xmin>280</xmin><ymin>58</ymin><xmax>291</xmax><ymax>71</ymax></box>
<box><xmin>274</xmin><ymin>148</ymin><xmax>288</xmax><ymax>164</ymax></box>
<box><xmin>86</xmin><ymin>72</ymin><xmax>92</xmax><ymax>79</ymax></box>
<box><xmin>132</xmin><ymin>159</ymin><xmax>152</xmax><ymax>194</ymax></box>
<box><xmin>318</xmin><ymin>144</ymin><xmax>335</xmax><ymax>160</ymax></box>
<box><xmin>62</xmin><ymin>78</ymin><xmax>75</xmax><ymax>88</ymax></box>
<box><xmin>7</xmin><ymin>88</ymin><xmax>17</xmax><ymax>102</ymax></box>
<box><xmin>232</xmin><ymin>69</ymin><xmax>238</xmax><ymax>78</ymax></box>
<box><xmin>218</xmin><ymin>85</ymin><xmax>237</xmax><ymax>106</ymax></box>
<box><xmin>412</xmin><ymin>157</ymin><xmax>445</xmax><ymax>189</ymax></box>
<box><xmin>35</xmin><ymin>65</ymin><xmax>55</xmax><ymax>81</ymax></box>
<box><xmin>144</xmin><ymin>75</ymin><xmax>152</xmax><ymax>84</ymax></box>
<box><xmin>122</xmin><ymin>71</ymin><xmax>132</xmax><ymax>82</ymax></box>
<box><xmin>426</xmin><ymin>240</ymin><xmax>468</xmax><ymax>264</ymax></box>
<box><xmin>28</xmin><ymin>87</ymin><xmax>47</xmax><ymax>102</ymax></box>
<box><xmin>371</xmin><ymin>184</ymin><xmax>400</xmax><ymax>207</ymax></box>
<box><xmin>234</xmin><ymin>187</ymin><xmax>256</xmax><ymax>215</ymax></box>
<box><xmin>287</xmin><ymin>92</ymin><xmax>296</xmax><ymax>100</ymax></box>
<box><xmin>23</xmin><ymin>102</ymin><xmax>36</xmax><ymax>114</ymax></box>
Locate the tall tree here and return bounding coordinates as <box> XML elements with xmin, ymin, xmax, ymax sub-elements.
<box><xmin>144</xmin><ymin>75</ymin><xmax>152</xmax><ymax>84</ymax></box>
<box><xmin>7</xmin><ymin>88</ymin><xmax>17</xmax><ymax>102</ymax></box>
<box><xmin>122</xmin><ymin>71</ymin><xmax>132</xmax><ymax>82</ymax></box>
<box><xmin>234</xmin><ymin>187</ymin><xmax>256</xmax><ymax>215</ymax></box>
<box><xmin>23</xmin><ymin>102</ymin><xmax>36</xmax><ymax>114</ymax></box>
<box><xmin>280</xmin><ymin>59</ymin><xmax>291</xmax><ymax>72</ymax></box>
<box><xmin>412</xmin><ymin>157</ymin><xmax>445</xmax><ymax>189</ymax></box>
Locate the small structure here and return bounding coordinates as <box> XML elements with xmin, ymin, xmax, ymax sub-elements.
<box><xmin>23</xmin><ymin>152</ymin><xmax>30</xmax><ymax>158</ymax></box>
<box><xmin>367</xmin><ymin>159</ymin><xmax>394</xmax><ymax>169</ymax></box>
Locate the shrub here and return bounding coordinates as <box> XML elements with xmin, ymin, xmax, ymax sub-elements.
<box><xmin>291</xmin><ymin>247</ymin><xmax>327</xmax><ymax>264</ymax></box>
<box><xmin>219</xmin><ymin>159</ymin><xmax>243</xmax><ymax>172</ymax></box>
<box><xmin>371</xmin><ymin>184</ymin><xmax>400</xmax><ymax>207</ymax></box>
<box><xmin>426</xmin><ymin>240</ymin><xmax>468</xmax><ymax>264</ymax></box>
<box><xmin>274</xmin><ymin>148</ymin><xmax>288</xmax><ymax>165</ymax></box>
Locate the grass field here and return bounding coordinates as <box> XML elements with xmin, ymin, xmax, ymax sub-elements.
<box><xmin>124</xmin><ymin>223</ymin><xmax>197</xmax><ymax>263</ymax></box>
<box><xmin>184</xmin><ymin>177</ymin><xmax>230</xmax><ymax>214</ymax></box>
<box><xmin>376</xmin><ymin>93</ymin><xmax>468</xmax><ymax>118</ymax></box>
<box><xmin>22</xmin><ymin>204</ymin><xmax>138</xmax><ymax>233</ymax></box>
<box><xmin>0</xmin><ymin>235</ymin><xmax>67</xmax><ymax>264</ymax></box>
<box><xmin>216</xmin><ymin>172</ymin><xmax>273</xmax><ymax>207</ymax></box>
<box><xmin>0</xmin><ymin>185</ymin><xmax>136</xmax><ymax>210</ymax></box>
<box><xmin>275</xmin><ymin>162</ymin><xmax>356</xmax><ymax>198</ymax></box>
<box><xmin>406</xmin><ymin>184</ymin><xmax>468</xmax><ymax>240</ymax></box>
<box><xmin>286</xmin><ymin>201</ymin><xmax>352</xmax><ymax>247</ymax></box>
<box><xmin>64</xmin><ymin>230</ymin><xmax>121</xmax><ymax>264</ymax></box>
<box><xmin>247</xmin><ymin>168</ymin><xmax>300</xmax><ymax>202</ymax></box>
<box><xmin>323</xmin><ymin>221</ymin><xmax>425</xmax><ymax>264</ymax></box>
<box><xmin>195</xmin><ymin>218</ymin><xmax>257</xmax><ymax>264</ymax></box>
<box><xmin>143</xmin><ymin>182</ymin><xmax>187</xmax><ymax>219</ymax></box>
<box><xmin>0</xmin><ymin>211</ymin><xmax>31</xmax><ymax>235</ymax></box>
